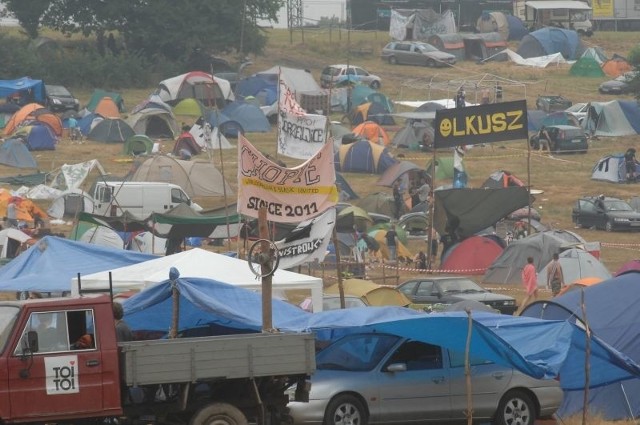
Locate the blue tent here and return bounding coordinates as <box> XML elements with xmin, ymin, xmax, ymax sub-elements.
<box><xmin>221</xmin><ymin>101</ymin><xmax>270</xmax><ymax>133</ymax></box>
<box><xmin>18</xmin><ymin>123</ymin><xmax>57</xmax><ymax>150</ymax></box>
<box><xmin>516</xmin><ymin>28</ymin><xmax>583</xmax><ymax>60</ymax></box>
<box><xmin>78</xmin><ymin>113</ymin><xmax>102</xmax><ymax>135</ymax></box>
<box><xmin>122</xmin><ymin>276</ymin><xmax>640</xmax><ymax>392</ymax></box>
<box><xmin>0</xmin><ymin>138</ymin><xmax>37</xmax><ymax>168</ymax></box>
<box><xmin>0</xmin><ymin>77</ymin><xmax>46</xmax><ymax>102</ymax></box>
<box><xmin>521</xmin><ymin>271</ymin><xmax>640</xmax><ymax>420</ymax></box>
<box><xmin>0</xmin><ymin>236</ymin><xmax>155</xmax><ymax>293</ymax></box>
<box><xmin>236</xmin><ymin>75</ymin><xmax>277</xmax><ymax>106</ymax></box>
<box><xmin>506</xmin><ymin>14</ymin><xmax>528</xmax><ymax>41</ymax></box>
<box><xmin>335</xmin><ymin>139</ymin><xmax>398</xmax><ymax>174</ymax></box>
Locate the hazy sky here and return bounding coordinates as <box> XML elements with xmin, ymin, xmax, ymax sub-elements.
<box><xmin>266</xmin><ymin>0</ymin><xmax>346</xmax><ymax>28</ymax></box>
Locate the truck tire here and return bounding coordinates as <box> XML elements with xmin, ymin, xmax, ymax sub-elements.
<box><xmin>323</xmin><ymin>394</ymin><xmax>368</xmax><ymax>425</ymax></box>
<box><xmin>494</xmin><ymin>390</ymin><xmax>535</xmax><ymax>425</ymax></box>
<box><xmin>190</xmin><ymin>403</ymin><xmax>248</xmax><ymax>425</ymax></box>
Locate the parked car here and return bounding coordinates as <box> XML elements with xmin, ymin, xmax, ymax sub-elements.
<box><xmin>598</xmin><ymin>71</ymin><xmax>638</xmax><ymax>94</ymax></box>
<box><xmin>287</xmin><ymin>332</ymin><xmax>562</xmax><ymax>425</ymax></box>
<box><xmin>396</xmin><ymin>276</ymin><xmax>518</xmax><ymax>315</ymax></box>
<box><xmin>380</xmin><ymin>41</ymin><xmax>457</xmax><ymax>67</ymax></box>
<box><xmin>44</xmin><ymin>84</ymin><xmax>80</xmax><ymax>112</ymax></box>
<box><xmin>529</xmin><ymin>124</ymin><xmax>588</xmax><ymax>153</ymax></box>
<box><xmin>572</xmin><ymin>195</ymin><xmax>640</xmax><ymax>231</ymax></box>
<box><xmin>300</xmin><ymin>295</ymin><xmax>369</xmax><ymax>312</ymax></box>
<box><xmin>535</xmin><ymin>94</ymin><xmax>572</xmax><ymax>112</ymax></box>
<box><xmin>565</xmin><ymin>102</ymin><xmax>589</xmax><ymax>124</ymax></box>
<box><xmin>320</xmin><ymin>64</ymin><xmax>381</xmax><ymax>89</ymax></box>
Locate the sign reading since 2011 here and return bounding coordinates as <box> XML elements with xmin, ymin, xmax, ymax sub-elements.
<box><xmin>45</xmin><ymin>355</ymin><xmax>79</xmax><ymax>395</ymax></box>
<box><xmin>434</xmin><ymin>100</ymin><xmax>528</xmax><ymax>148</ymax></box>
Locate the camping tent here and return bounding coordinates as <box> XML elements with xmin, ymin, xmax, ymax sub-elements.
<box><xmin>4</xmin><ymin>103</ymin><xmax>62</xmax><ymax>137</ymax></box>
<box><xmin>476</xmin><ymin>12</ymin><xmax>528</xmax><ymax>41</ymax></box>
<box><xmin>351</xmin><ymin>102</ymin><xmax>395</xmax><ymax>126</ymax></box>
<box><xmin>219</xmin><ymin>101</ymin><xmax>271</xmax><ymax>133</ymax></box>
<box><xmin>87</xmin><ymin>118</ymin><xmax>135</xmax><ymax>143</ymax></box>
<box><xmin>123</xmin><ymin>134</ymin><xmax>154</xmax><ymax>156</ymax></box>
<box><xmin>74</xmin><ymin>248</ymin><xmax>324</xmax><ymax>312</ymax></box>
<box><xmin>94</xmin><ymin>97</ymin><xmax>120</xmax><ymax>118</ymax></box>
<box><xmin>516</xmin><ymin>28</ymin><xmax>583</xmax><ymax>60</ymax></box>
<box><xmin>616</xmin><ymin>259</ymin><xmax>640</xmax><ymax>276</ymax></box>
<box><xmin>427</xmin><ymin>33</ymin><xmax>466</xmax><ymax>62</ymax></box>
<box><xmin>481</xmin><ymin>170</ymin><xmax>525</xmax><ymax>188</ymax></box>
<box><xmin>86</xmin><ymin>89</ymin><xmax>125</xmax><ymax>112</ymax></box>
<box><xmin>78</xmin><ymin>226</ymin><xmax>124</xmax><ymax>249</ymax></box>
<box><xmin>47</xmin><ymin>189</ymin><xmax>95</xmax><ymax>219</ymax></box>
<box><xmin>376</xmin><ymin>160</ymin><xmax>423</xmax><ymax>188</ymax></box>
<box><xmin>173</xmin><ymin>98</ymin><xmax>207</xmax><ymax>117</ymax></box>
<box><xmin>0</xmin><ymin>236</ymin><xmax>155</xmax><ymax>293</ymax></box>
<box><xmin>334</xmin><ymin>139</ymin><xmax>397</xmax><ymax>174</ymax></box>
<box><xmin>172</xmin><ymin>131</ymin><xmax>202</xmax><ymax>156</ymax></box>
<box><xmin>602</xmin><ymin>54</ymin><xmax>632</xmax><ymax>77</ymax></box>
<box><xmin>584</xmin><ymin>100</ymin><xmax>640</xmax><ymax>137</ymax></box>
<box><xmin>0</xmin><ymin>138</ymin><xmax>37</xmax><ymax>168</ymax></box>
<box><xmin>0</xmin><ymin>228</ymin><xmax>32</xmax><ymax>258</ymax></box>
<box><xmin>482</xmin><ymin>230</ymin><xmax>586</xmax><ymax>285</ymax></box>
<box><xmin>154</xmin><ymin>71</ymin><xmax>232</xmax><ymax>107</ymax></box>
<box><xmin>569</xmin><ymin>56</ymin><xmax>605</xmax><ymax>77</ymax></box>
<box><xmin>126</xmin><ymin>107</ymin><xmax>178</xmax><ymax>139</ymax></box>
<box><xmin>591</xmin><ymin>154</ymin><xmax>640</xmax><ymax>183</ymax></box>
<box><xmin>325</xmin><ymin>278</ymin><xmax>411</xmax><ymax>306</ymax></box>
<box><xmin>14</xmin><ymin>124</ymin><xmax>57</xmax><ymax>150</ymax></box>
<box><xmin>392</xmin><ymin>120</ymin><xmax>434</xmax><ymax>149</ymax></box>
<box><xmin>521</xmin><ymin>272</ymin><xmax>640</xmax><ymax>420</ymax></box>
<box><xmin>356</xmin><ymin>192</ymin><xmax>396</xmax><ymax>217</ymax></box>
<box><xmin>535</xmin><ymin>247</ymin><xmax>611</xmax><ymax>286</ymax></box>
<box><xmin>129</xmin><ymin>155</ymin><xmax>233</xmax><ymax>197</ymax></box>
<box><xmin>462</xmin><ymin>33</ymin><xmax>508</xmax><ymax>61</ymax></box>
<box><xmin>352</xmin><ymin>121</ymin><xmax>391</xmax><ymax>145</ymax></box>
<box><xmin>440</xmin><ymin>235</ymin><xmax>504</xmax><ymax>275</ymax></box>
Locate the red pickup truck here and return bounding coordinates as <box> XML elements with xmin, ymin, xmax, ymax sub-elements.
<box><xmin>0</xmin><ymin>294</ymin><xmax>315</xmax><ymax>425</ymax></box>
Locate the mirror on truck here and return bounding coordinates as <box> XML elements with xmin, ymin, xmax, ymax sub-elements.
<box><xmin>26</xmin><ymin>331</ymin><xmax>39</xmax><ymax>353</ymax></box>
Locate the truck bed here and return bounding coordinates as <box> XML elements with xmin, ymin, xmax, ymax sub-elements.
<box><xmin>120</xmin><ymin>333</ymin><xmax>316</xmax><ymax>386</ymax></box>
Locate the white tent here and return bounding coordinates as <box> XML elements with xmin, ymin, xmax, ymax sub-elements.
<box><xmin>73</xmin><ymin>248</ymin><xmax>324</xmax><ymax>311</ymax></box>
<box><xmin>0</xmin><ymin>228</ymin><xmax>32</xmax><ymax>258</ymax></box>
<box><xmin>536</xmin><ymin>248</ymin><xmax>611</xmax><ymax>287</ymax></box>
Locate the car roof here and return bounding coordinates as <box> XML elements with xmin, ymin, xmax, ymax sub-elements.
<box><xmin>402</xmin><ymin>276</ymin><xmax>476</xmax><ymax>283</ymax></box>
<box><xmin>548</xmin><ymin>124</ymin><xmax>582</xmax><ymax>130</ymax></box>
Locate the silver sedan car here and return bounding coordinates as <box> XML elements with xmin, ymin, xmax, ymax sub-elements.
<box><xmin>288</xmin><ymin>333</ymin><xmax>562</xmax><ymax>425</ymax></box>
<box><xmin>381</xmin><ymin>41</ymin><xmax>457</xmax><ymax>67</ymax></box>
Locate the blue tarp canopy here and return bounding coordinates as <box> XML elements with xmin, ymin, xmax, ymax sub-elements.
<box><xmin>0</xmin><ymin>77</ymin><xmax>46</xmax><ymax>102</ymax></box>
<box><xmin>522</xmin><ymin>271</ymin><xmax>640</xmax><ymax>420</ymax></box>
<box><xmin>122</xmin><ymin>275</ymin><xmax>640</xmax><ymax>392</ymax></box>
<box><xmin>0</xmin><ymin>236</ymin><xmax>156</xmax><ymax>293</ymax></box>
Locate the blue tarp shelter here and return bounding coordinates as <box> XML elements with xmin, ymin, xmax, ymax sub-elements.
<box><xmin>0</xmin><ymin>77</ymin><xmax>46</xmax><ymax>102</ymax></box>
<box><xmin>0</xmin><ymin>138</ymin><xmax>37</xmax><ymax>168</ymax></box>
<box><xmin>0</xmin><ymin>236</ymin><xmax>155</xmax><ymax>293</ymax></box>
<box><xmin>516</xmin><ymin>28</ymin><xmax>583</xmax><ymax>60</ymax></box>
<box><xmin>121</xmin><ymin>276</ymin><xmax>640</xmax><ymax>392</ymax></box>
<box><xmin>522</xmin><ymin>271</ymin><xmax>640</xmax><ymax>420</ymax></box>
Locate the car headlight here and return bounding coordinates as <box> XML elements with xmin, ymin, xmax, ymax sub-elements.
<box><xmin>503</xmin><ymin>300</ymin><xmax>516</xmax><ymax>306</ymax></box>
<box><xmin>614</xmin><ymin>217</ymin><xmax>630</xmax><ymax>223</ymax></box>
<box><xmin>52</xmin><ymin>98</ymin><xmax>61</xmax><ymax>104</ymax></box>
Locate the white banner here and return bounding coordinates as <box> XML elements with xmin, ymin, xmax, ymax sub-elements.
<box><xmin>237</xmin><ymin>135</ymin><xmax>338</xmax><ymax>223</ymax></box>
<box><xmin>45</xmin><ymin>355</ymin><xmax>79</xmax><ymax>395</ymax></box>
<box><xmin>275</xmin><ymin>209</ymin><xmax>335</xmax><ymax>269</ymax></box>
<box><xmin>277</xmin><ymin>110</ymin><xmax>327</xmax><ymax>159</ymax></box>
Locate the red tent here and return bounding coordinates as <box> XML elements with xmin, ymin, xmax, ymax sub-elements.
<box><xmin>440</xmin><ymin>235</ymin><xmax>503</xmax><ymax>275</ymax></box>
<box><xmin>173</xmin><ymin>131</ymin><xmax>202</xmax><ymax>156</ymax></box>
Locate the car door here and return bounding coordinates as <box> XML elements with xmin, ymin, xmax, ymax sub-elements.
<box><xmin>447</xmin><ymin>349</ymin><xmax>513</xmax><ymax>420</ymax></box>
<box><xmin>411</xmin><ymin>280</ymin><xmax>438</xmax><ymax>305</ymax></box>
<box><xmin>7</xmin><ymin>309</ymin><xmax>104</xmax><ymax>420</ymax></box>
<box><xmin>377</xmin><ymin>341</ymin><xmax>452</xmax><ymax>422</ymax></box>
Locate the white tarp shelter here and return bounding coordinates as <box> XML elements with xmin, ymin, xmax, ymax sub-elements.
<box><xmin>73</xmin><ymin>248</ymin><xmax>324</xmax><ymax>311</ymax></box>
<box><xmin>524</xmin><ymin>1</ymin><xmax>591</xmax><ymax>10</ymax></box>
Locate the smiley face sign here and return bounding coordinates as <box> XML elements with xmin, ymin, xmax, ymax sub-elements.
<box><xmin>434</xmin><ymin>100</ymin><xmax>528</xmax><ymax>148</ymax></box>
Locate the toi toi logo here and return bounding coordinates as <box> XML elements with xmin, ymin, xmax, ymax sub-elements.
<box><xmin>52</xmin><ymin>365</ymin><xmax>76</xmax><ymax>391</ymax></box>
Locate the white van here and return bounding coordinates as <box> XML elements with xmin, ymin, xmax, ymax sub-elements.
<box><xmin>92</xmin><ymin>181</ymin><xmax>201</xmax><ymax>219</ymax></box>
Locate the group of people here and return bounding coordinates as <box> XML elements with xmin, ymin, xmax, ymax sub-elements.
<box><xmin>392</xmin><ymin>176</ymin><xmax>432</xmax><ymax>220</ymax></box>
<box><xmin>517</xmin><ymin>253</ymin><xmax>565</xmax><ymax>314</ymax></box>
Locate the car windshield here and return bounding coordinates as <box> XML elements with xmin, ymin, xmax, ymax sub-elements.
<box><xmin>316</xmin><ymin>334</ymin><xmax>400</xmax><ymax>371</ymax></box>
<box><xmin>0</xmin><ymin>306</ymin><xmax>20</xmax><ymax>354</ymax></box>
<box><xmin>566</xmin><ymin>103</ymin><xmax>587</xmax><ymax>113</ymax></box>
<box><xmin>417</xmin><ymin>44</ymin><xmax>437</xmax><ymax>52</ymax></box>
<box><xmin>324</xmin><ymin>67</ymin><xmax>342</xmax><ymax>77</ymax></box>
<box><xmin>322</xmin><ymin>296</ymin><xmax>367</xmax><ymax>310</ymax></box>
<box><xmin>604</xmin><ymin>200</ymin><xmax>633</xmax><ymax>211</ymax></box>
<box><xmin>438</xmin><ymin>279</ymin><xmax>486</xmax><ymax>293</ymax></box>
<box><xmin>47</xmin><ymin>85</ymin><xmax>70</xmax><ymax>95</ymax></box>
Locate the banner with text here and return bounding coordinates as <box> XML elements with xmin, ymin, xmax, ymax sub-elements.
<box><xmin>277</xmin><ymin>110</ymin><xmax>327</xmax><ymax>159</ymax></box>
<box><xmin>237</xmin><ymin>134</ymin><xmax>338</xmax><ymax>223</ymax></box>
<box><xmin>433</xmin><ymin>100</ymin><xmax>528</xmax><ymax>148</ymax></box>
<box><xmin>275</xmin><ymin>208</ymin><xmax>335</xmax><ymax>269</ymax></box>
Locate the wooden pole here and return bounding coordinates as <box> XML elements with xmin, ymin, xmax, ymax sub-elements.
<box><xmin>258</xmin><ymin>207</ymin><xmax>273</xmax><ymax>331</ymax></box>
<box><xmin>332</xmin><ymin>225</ymin><xmax>346</xmax><ymax>309</ymax></box>
<box><xmin>465</xmin><ymin>309</ymin><xmax>474</xmax><ymax>425</ymax></box>
<box><xmin>526</xmin><ymin>134</ymin><xmax>532</xmax><ymax>235</ymax></box>
<box><xmin>169</xmin><ymin>275</ymin><xmax>179</xmax><ymax>339</ymax></box>
<box><xmin>581</xmin><ymin>289</ymin><xmax>591</xmax><ymax>425</ymax></box>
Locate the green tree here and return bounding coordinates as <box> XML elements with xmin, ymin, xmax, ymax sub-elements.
<box><xmin>2</xmin><ymin>0</ymin><xmax>50</xmax><ymax>38</ymax></box>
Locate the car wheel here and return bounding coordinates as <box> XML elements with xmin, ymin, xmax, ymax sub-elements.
<box><xmin>495</xmin><ymin>390</ymin><xmax>535</xmax><ymax>425</ymax></box>
<box><xmin>369</xmin><ymin>80</ymin><xmax>380</xmax><ymax>90</ymax></box>
<box><xmin>426</xmin><ymin>59</ymin><xmax>436</xmax><ymax>67</ymax></box>
<box><xmin>605</xmin><ymin>220</ymin><xmax>614</xmax><ymax>232</ymax></box>
<box><xmin>388</xmin><ymin>56</ymin><xmax>397</xmax><ymax>65</ymax></box>
<box><xmin>323</xmin><ymin>394</ymin><xmax>368</xmax><ymax>425</ymax></box>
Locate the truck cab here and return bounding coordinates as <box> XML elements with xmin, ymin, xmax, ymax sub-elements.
<box><xmin>0</xmin><ymin>295</ymin><xmax>122</xmax><ymax>423</ymax></box>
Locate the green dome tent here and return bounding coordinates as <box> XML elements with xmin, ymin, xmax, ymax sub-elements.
<box><xmin>123</xmin><ymin>134</ymin><xmax>154</xmax><ymax>156</ymax></box>
<box><xmin>569</xmin><ymin>56</ymin><xmax>605</xmax><ymax>77</ymax></box>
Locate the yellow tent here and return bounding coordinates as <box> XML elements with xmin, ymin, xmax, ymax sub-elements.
<box><xmin>369</xmin><ymin>229</ymin><xmax>412</xmax><ymax>261</ymax></box>
<box><xmin>325</xmin><ymin>278</ymin><xmax>411</xmax><ymax>307</ymax></box>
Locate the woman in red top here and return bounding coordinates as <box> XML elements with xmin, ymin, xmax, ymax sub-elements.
<box><xmin>517</xmin><ymin>256</ymin><xmax>538</xmax><ymax>315</ymax></box>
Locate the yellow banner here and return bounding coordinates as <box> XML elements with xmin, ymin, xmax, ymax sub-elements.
<box><xmin>593</xmin><ymin>0</ymin><xmax>613</xmax><ymax>18</ymax></box>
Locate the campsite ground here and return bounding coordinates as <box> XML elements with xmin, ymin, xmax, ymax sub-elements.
<box><xmin>3</xmin><ymin>29</ymin><xmax>640</xmax><ymax>308</ymax></box>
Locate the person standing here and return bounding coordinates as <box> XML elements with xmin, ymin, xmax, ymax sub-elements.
<box><xmin>546</xmin><ymin>253</ymin><xmax>565</xmax><ymax>296</ymax></box>
<box><xmin>624</xmin><ymin>147</ymin><xmax>637</xmax><ymax>183</ymax></box>
<box><xmin>6</xmin><ymin>199</ymin><xmax>18</xmax><ymax>228</ymax></box>
<box><xmin>385</xmin><ymin>226</ymin><xmax>398</xmax><ymax>261</ymax></box>
<box><xmin>113</xmin><ymin>302</ymin><xmax>133</xmax><ymax>342</ymax></box>
<box><xmin>517</xmin><ymin>257</ymin><xmax>538</xmax><ymax>314</ymax></box>
<box><xmin>392</xmin><ymin>180</ymin><xmax>403</xmax><ymax>219</ymax></box>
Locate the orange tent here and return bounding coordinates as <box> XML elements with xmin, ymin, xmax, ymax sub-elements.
<box><xmin>0</xmin><ymin>191</ymin><xmax>47</xmax><ymax>223</ymax></box>
<box><xmin>352</xmin><ymin>121</ymin><xmax>390</xmax><ymax>146</ymax></box>
<box><xmin>94</xmin><ymin>97</ymin><xmax>121</xmax><ymax>118</ymax></box>
<box><xmin>602</xmin><ymin>57</ymin><xmax>632</xmax><ymax>77</ymax></box>
<box><xmin>4</xmin><ymin>103</ymin><xmax>43</xmax><ymax>136</ymax></box>
<box><xmin>556</xmin><ymin>276</ymin><xmax>603</xmax><ymax>297</ymax></box>
<box><xmin>31</xmin><ymin>109</ymin><xmax>63</xmax><ymax>136</ymax></box>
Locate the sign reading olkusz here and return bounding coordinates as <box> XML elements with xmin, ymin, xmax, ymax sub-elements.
<box><xmin>434</xmin><ymin>100</ymin><xmax>528</xmax><ymax>148</ymax></box>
